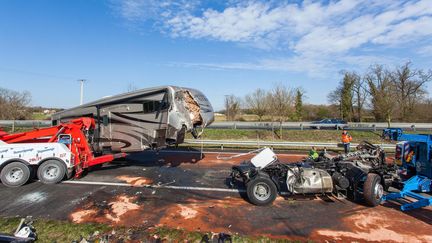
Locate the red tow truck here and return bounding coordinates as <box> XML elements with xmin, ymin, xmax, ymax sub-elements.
<box><xmin>0</xmin><ymin>118</ymin><xmax>126</xmax><ymax>187</ymax></box>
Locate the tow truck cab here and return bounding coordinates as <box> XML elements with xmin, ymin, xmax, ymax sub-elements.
<box><xmin>396</xmin><ymin>140</ymin><xmax>432</xmax><ymax>178</ymax></box>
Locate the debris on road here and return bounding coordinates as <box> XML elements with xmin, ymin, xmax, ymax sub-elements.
<box><xmin>218</xmin><ymin>233</ymin><xmax>232</xmax><ymax>243</ymax></box>
<box><xmin>0</xmin><ymin>217</ymin><xmax>37</xmax><ymax>243</ymax></box>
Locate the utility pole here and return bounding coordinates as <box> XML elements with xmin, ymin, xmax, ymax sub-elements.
<box><xmin>78</xmin><ymin>79</ymin><xmax>86</xmax><ymax>105</ymax></box>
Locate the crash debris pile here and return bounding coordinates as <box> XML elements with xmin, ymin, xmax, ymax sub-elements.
<box><xmin>231</xmin><ymin>142</ymin><xmax>397</xmax><ymax>206</ymax></box>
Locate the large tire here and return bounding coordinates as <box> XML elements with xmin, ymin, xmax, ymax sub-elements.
<box><xmin>246</xmin><ymin>176</ymin><xmax>277</xmax><ymax>206</ymax></box>
<box><xmin>37</xmin><ymin>160</ymin><xmax>66</xmax><ymax>184</ymax></box>
<box><xmin>363</xmin><ymin>173</ymin><xmax>383</xmax><ymax>207</ymax></box>
<box><xmin>0</xmin><ymin>162</ymin><xmax>31</xmax><ymax>187</ymax></box>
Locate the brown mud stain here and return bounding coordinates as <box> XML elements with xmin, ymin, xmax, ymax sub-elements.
<box><xmin>157</xmin><ymin>196</ymin><xmax>254</xmax><ymax>233</ymax></box>
<box><xmin>117</xmin><ymin>175</ymin><xmax>153</xmax><ymax>186</ymax></box>
<box><xmin>105</xmin><ymin>195</ymin><xmax>140</xmax><ymax>222</ymax></box>
<box><xmin>69</xmin><ymin>195</ymin><xmax>141</xmax><ymax>225</ymax></box>
<box><xmin>312</xmin><ymin>206</ymin><xmax>432</xmax><ymax>243</ymax></box>
<box><xmin>70</xmin><ymin>208</ymin><xmax>97</xmax><ymax>223</ymax></box>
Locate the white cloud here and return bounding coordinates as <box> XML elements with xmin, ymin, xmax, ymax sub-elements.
<box><xmin>372</xmin><ymin>16</ymin><xmax>432</xmax><ymax>45</ymax></box>
<box><xmin>416</xmin><ymin>45</ymin><xmax>432</xmax><ymax>56</ymax></box>
<box><xmin>171</xmin><ymin>53</ymin><xmax>404</xmax><ymax>78</ymax></box>
<box><xmin>112</xmin><ymin>0</ymin><xmax>432</xmax><ymax>76</ymax></box>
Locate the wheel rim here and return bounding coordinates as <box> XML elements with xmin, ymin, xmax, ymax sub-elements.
<box><xmin>6</xmin><ymin>167</ymin><xmax>24</xmax><ymax>183</ymax></box>
<box><xmin>253</xmin><ymin>182</ymin><xmax>271</xmax><ymax>201</ymax></box>
<box><xmin>43</xmin><ymin>164</ymin><xmax>60</xmax><ymax>179</ymax></box>
<box><xmin>374</xmin><ymin>183</ymin><xmax>384</xmax><ymax>200</ymax></box>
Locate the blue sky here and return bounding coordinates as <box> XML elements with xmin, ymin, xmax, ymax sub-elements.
<box><xmin>0</xmin><ymin>0</ymin><xmax>431</xmax><ymax>110</ymax></box>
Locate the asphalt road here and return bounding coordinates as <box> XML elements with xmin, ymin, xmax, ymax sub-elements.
<box><xmin>0</xmin><ymin>149</ymin><xmax>431</xmax><ymax>242</ymax></box>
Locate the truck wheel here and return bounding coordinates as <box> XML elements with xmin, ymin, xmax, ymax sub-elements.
<box><xmin>246</xmin><ymin>176</ymin><xmax>277</xmax><ymax>206</ymax></box>
<box><xmin>363</xmin><ymin>173</ymin><xmax>383</xmax><ymax>207</ymax></box>
<box><xmin>0</xmin><ymin>162</ymin><xmax>31</xmax><ymax>187</ymax></box>
<box><xmin>37</xmin><ymin>160</ymin><xmax>66</xmax><ymax>184</ymax></box>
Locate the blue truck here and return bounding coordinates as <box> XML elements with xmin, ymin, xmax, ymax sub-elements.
<box><xmin>381</xmin><ymin>128</ymin><xmax>432</xmax><ymax>211</ymax></box>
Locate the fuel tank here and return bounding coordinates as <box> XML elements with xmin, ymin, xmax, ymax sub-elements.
<box><xmin>286</xmin><ymin>167</ymin><xmax>333</xmax><ymax>194</ymax></box>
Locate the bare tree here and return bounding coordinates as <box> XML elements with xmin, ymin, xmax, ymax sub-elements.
<box><xmin>391</xmin><ymin>62</ymin><xmax>431</xmax><ymax>121</ymax></box>
<box><xmin>351</xmin><ymin>73</ymin><xmax>368</xmax><ymax>122</ymax></box>
<box><xmin>340</xmin><ymin>73</ymin><xmax>355</xmax><ymax>121</ymax></box>
<box><xmin>365</xmin><ymin>65</ymin><xmax>395</xmax><ymax>126</ymax></box>
<box><xmin>414</xmin><ymin>98</ymin><xmax>432</xmax><ymax>122</ymax></box>
<box><xmin>0</xmin><ymin>87</ymin><xmax>32</xmax><ymax>120</ymax></box>
<box><xmin>245</xmin><ymin>88</ymin><xmax>268</xmax><ymax>121</ymax></box>
<box><xmin>267</xmin><ymin>84</ymin><xmax>295</xmax><ymax>138</ymax></box>
<box><xmin>327</xmin><ymin>86</ymin><xmax>343</xmax><ymax>118</ymax></box>
<box><xmin>224</xmin><ymin>95</ymin><xmax>241</xmax><ymax>121</ymax></box>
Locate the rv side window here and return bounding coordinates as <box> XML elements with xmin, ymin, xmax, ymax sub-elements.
<box><xmin>102</xmin><ymin>115</ymin><xmax>109</xmax><ymax>126</ymax></box>
<box><xmin>142</xmin><ymin>93</ymin><xmax>169</xmax><ymax>113</ymax></box>
<box><xmin>143</xmin><ymin>101</ymin><xmax>155</xmax><ymax>113</ymax></box>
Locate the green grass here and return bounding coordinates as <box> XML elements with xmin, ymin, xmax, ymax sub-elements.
<box><xmin>189</xmin><ymin>129</ymin><xmax>386</xmax><ymax>144</ymax></box>
<box><xmin>31</xmin><ymin>112</ymin><xmax>50</xmax><ymax>120</ymax></box>
<box><xmin>0</xmin><ymin>217</ymin><xmax>303</xmax><ymax>242</ymax></box>
<box><xmin>0</xmin><ymin>217</ymin><xmax>110</xmax><ymax>243</ymax></box>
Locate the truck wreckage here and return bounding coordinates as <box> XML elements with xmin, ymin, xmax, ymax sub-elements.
<box><xmin>230</xmin><ymin>142</ymin><xmax>398</xmax><ymax>206</ymax></box>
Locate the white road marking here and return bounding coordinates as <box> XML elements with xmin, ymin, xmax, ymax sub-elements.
<box><xmin>158</xmin><ymin>150</ymin><xmax>306</xmax><ymax>157</ymax></box>
<box><xmin>62</xmin><ymin>180</ymin><xmax>244</xmax><ymax>193</ymax></box>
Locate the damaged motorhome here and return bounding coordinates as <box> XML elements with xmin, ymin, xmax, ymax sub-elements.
<box><xmin>51</xmin><ymin>86</ymin><xmax>214</xmax><ymax>153</ymax></box>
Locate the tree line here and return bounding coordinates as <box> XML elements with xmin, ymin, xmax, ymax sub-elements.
<box><xmin>224</xmin><ymin>84</ymin><xmax>305</xmax><ymax>123</ymax></box>
<box><xmin>224</xmin><ymin>62</ymin><xmax>432</xmax><ymax>124</ymax></box>
<box><xmin>328</xmin><ymin>62</ymin><xmax>432</xmax><ymax>124</ymax></box>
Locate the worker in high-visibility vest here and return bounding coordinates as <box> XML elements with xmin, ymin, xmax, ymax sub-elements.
<box><xmin>309</xmin><ymin>146</ymin><xmax>319</xmax><ymax>160</ymax></box>
<box><xmin>341</xmin><ymin>130</ymin><xmax>352</xmax><ymax>154</ymax></box>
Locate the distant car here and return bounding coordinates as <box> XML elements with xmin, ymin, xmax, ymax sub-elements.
<box><xmin>310</xmin><ymin>119</ymin><xmax>348</xmax><ymax>130</ymax></box>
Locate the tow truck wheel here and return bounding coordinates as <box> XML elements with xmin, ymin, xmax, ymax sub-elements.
<box><xmin>0</xmin><ymin>162</ymin><xmax>31</xmax><ymax>187</ymax></box>
<box><xmin>37</xmin><ymin>160</ymin><xmax>66</xmax><ymax>184</ymax></box>
<box><xmin>363</xmin><ymin>173</ymin><xmax>384</xmax><ymax>207</ymax></box>
<box><xmin>246</xmin><ymin>176</ymin><xmax>277</xmax><ymax>206</ymax></box>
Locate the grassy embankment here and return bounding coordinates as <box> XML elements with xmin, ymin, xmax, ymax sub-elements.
<box><xmin>191</xmin><ymin>129</ymin><xmax>383</xmax><ymax>143</ymax></box>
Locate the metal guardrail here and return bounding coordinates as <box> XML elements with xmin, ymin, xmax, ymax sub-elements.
<box><xmin>185</xmin><ymin>139</ymin><xmax>396</xmax><ymax>149</ymax></box>
<box><xmin>208</xmin><ymin>121</ymin><xmax>432</xmax><ymax>131</ymax></box>
<box><xmin>0</xmin><ymin>120</ymin><xmax>51</xmax><ymax>132</ymax></box>
<box><xmin>0</xmin><ymin>120</ymin><xmax>51</xmax><ymax>126</ymax></box>
<box><xmin>0</xmin><ymin>120</ymin><xmax>430</xmax><ymax>132</ymax></box>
